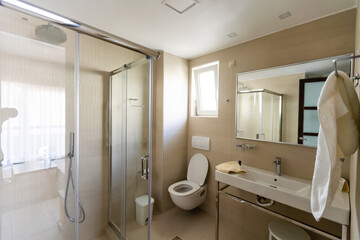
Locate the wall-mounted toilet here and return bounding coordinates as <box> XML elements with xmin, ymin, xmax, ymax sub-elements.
<box><xmin>168</xmin><ymin>153</ymin><xmax>209</xmax><ymax>210</ymax></box>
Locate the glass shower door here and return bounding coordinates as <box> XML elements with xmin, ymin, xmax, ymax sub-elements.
<box><xmin>109</xmin><ymin>58</ymin><xmax>151</xmax><ymax>240</ymax></box>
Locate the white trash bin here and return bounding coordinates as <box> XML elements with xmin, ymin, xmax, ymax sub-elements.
<box><xmin>135</xmin><ymin>195</ymin><xmax>154</xmax><ymax>226</ymax></box>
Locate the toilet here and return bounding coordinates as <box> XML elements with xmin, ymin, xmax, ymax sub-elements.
<box><xmin>168</xmin><ymin>153</ymin><xmax>209</xmax><ymax>210</ymax></box>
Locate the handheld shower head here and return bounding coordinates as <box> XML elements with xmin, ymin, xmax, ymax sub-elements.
<box><xmin>35</xmin><ymin>23</ymin><xmax>67</xmax><ymax>45</ymax></box>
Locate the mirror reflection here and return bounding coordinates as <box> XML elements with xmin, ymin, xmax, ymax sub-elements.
<box><xmin>235</xmin><ymin>55</ymin><xmax>352</xmax><ymax>147</ymax></box>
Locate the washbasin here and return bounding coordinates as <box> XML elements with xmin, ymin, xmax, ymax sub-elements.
<box><xmin>215</xmin><ymin>164</ymin><xmax>350</xmax><ymax>225</ymax></box>
<box><xmin>233</xmin><ymin>166</ymin><xmax>311</xmax><ymax>196</ymax></box>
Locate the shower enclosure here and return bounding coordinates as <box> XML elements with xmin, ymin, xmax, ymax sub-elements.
<box><xmin>0</xmin><ymin>2</ymin><xmax>155</xmax><ymax>240</ymax></box>
<box><xmin>109</xmin><ymin>58</ymin><xmax>152</xmax><ymax>240</ymax></box>
<box><xmin>236</xmin><ymin>89</ymin><xmax>283</xmax><ymax>142</ymax></box>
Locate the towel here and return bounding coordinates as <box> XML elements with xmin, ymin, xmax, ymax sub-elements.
<box><xmin>311</xmin><ymin>71</ymin><xmax>360</xmax><ymax>221</ymax></box>
<box><xmin>216</xmin><ymin>161</ymin><xmax>247</xmax><ymax>174</ymax></box>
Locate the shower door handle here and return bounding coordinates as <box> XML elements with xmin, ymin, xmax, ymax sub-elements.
<box><xmin>141</xmin><ymin>154</ymin><xmax>149</xmax><ymax>180</ymax></box>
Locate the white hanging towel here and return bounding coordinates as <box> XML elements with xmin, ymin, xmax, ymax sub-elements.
<box><xmin>311</xmin><ymin>71</ymin><xmax>360</xmax><ymax>221</ymax></box>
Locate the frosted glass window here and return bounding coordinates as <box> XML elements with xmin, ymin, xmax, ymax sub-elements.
<box><xmin>192</xmin><ymin>62</ymin><xmax>219</xmax><ymax>116</ymax></box>
<box><xmin>303</xmin><ymin>135</ymin><xmax>318</xmax><ymax>147</ymax></box>
<box><xmin>304</xmin><ymin>82</ymin><xmax>324</xmax><ymax>107</ymax></box>
<box><xmin>303</xmin><ymin>110</ymin><xmax>320</xmax><ymax>133</ymax></box>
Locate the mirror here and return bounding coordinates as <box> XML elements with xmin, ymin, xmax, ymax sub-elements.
<box><xmin>235</xmin><ymin>54</ymin><xmax>352</xmax><ymax>147</ymax></box>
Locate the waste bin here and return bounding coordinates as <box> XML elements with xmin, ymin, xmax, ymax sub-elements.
<box><xmin>135</xmin><ymin>195</ymin><xmax>154</xmax><ymax>226</ymax></box>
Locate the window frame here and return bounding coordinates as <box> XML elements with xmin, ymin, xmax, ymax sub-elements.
<box><xmin>192</xmin><ymin>62</ymin><xmax>219</xmax><ymax>117</ymax></box>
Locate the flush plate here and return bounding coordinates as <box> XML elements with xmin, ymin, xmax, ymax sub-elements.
<box><xmin>162</xmin><ymin>0</ymin><xmax>199</xmax><ymax>14</ymax></box>
<box><xmin>192</xmin><ymin>136</ymin><xmax>210</xmax><ymax>151</ymax></box>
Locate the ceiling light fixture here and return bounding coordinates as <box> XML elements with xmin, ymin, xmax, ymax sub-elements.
<box><xmin>228</xmin><ymin>32</ymin><xmax>237</xmax><ymax>38</ymax></box>
<box><xmin>278</xmin><ymin>11</ymin><xmax>292</xmax><ymax>20</ymax></box>
<box><xmin>162</xmin><ymin>0</ymin><xmax>199</xmax><ymax>14</ymax></box>
<box><xmin>0</xmin><ymin>0</ymin><xmax>79</xmax><ymax>26</ymax></box>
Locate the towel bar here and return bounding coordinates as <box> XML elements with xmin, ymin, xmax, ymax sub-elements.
<box><xmin>333</xmin><ymin>52</ymin><xmax>360</xmax><ymax>87</ymax></box>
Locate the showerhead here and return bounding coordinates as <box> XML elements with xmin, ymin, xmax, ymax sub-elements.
<box><xmin>35</xmin><ymin>23</ymin><xmax>67</xmax><ymax>45</ymax></box>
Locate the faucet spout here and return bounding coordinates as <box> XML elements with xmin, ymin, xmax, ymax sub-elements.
<box><xmin>273</xmin><ymin>157</ymin><xmax>281</xmax><ymax>176</ymax></box>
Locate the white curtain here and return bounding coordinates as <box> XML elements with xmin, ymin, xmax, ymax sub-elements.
<box><xmin>1</xmin><ymin>81</ymin><xmax>65</xmax><ymax>165</ymax></box>
<box><xmin>0</xmin><ymin>30</ymin><xmax>66</xmax><ymax>166</ymax></box>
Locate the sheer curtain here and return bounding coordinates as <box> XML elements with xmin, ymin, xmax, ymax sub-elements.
<box><xmin>1</xmin><ymin>81</ymin><xmax>65</xmax><ymax>166</ymax></box>
<box><xmin>0</xmin><ymin>30</ymin><xmax>66</xmax><ymax>166</ymax></box>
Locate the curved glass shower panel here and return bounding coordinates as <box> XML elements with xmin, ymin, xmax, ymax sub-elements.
<box><xmin>0</xmin><ymin>6</ymin><xmax>77</xmax><ymax>240</ymax></box>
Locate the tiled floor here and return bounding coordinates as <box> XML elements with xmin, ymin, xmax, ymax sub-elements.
<box><xmin>126</xmin><ymin>207</ymin><xmax>258</xmax><ymax>240</ymax></box>
<box><xmin>1</xmin><ymin>198</ymin><xmax>62</xmax><ymax>240</ymax></box>
<box><xmin>1</xmin><ymin>200</ymin><xmax>256</xmax><ymax>240</ymax></box>
<box><xmin>93</xmin><ymin>231</ymin><xmax>116</xmax><ymax>240</ymax></box>
<box><xmin>0</xmin><ymin>197</ymin><xmax>112</xmax><ymax>240</ymax></box>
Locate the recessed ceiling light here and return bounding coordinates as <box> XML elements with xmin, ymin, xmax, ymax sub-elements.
<box><xmin>278</xmin><ymin>11</ymin><xmax>292</xmax><ymax>20</ymax></box>
<box><xmin>228</xmin><ymin>32</ymin><xmax>237</xmax><ymax>38</ymax></box>
<box><xmin>162</xmin><ymin>0</ymin><xmax>199</xmax><ymax>14</ymax></box>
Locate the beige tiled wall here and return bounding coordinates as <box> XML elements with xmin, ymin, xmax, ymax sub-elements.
<box><xmin>153</xmin><ymin>53</ymin><xmax>165</xmax><ymax>212</ymax></box>
<box><xmin>188</xmin><ymin>9</ymin><xmax>356</xmax><ymax>240</ymax></box>
<box><xmin>163</xmin><ymin>53</ymin><xmax>189</xmax><ymax>211</ymax></box>
<box><xmin>152</xmin><ymin>52</ymin><xmax>189</xmax><ymax>212</ymax></box>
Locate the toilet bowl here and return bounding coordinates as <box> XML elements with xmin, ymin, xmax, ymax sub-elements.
<box><xmin>168</xmin><ymin>153</ymin><xmax>208</xmax><ymax>210</ymax></box>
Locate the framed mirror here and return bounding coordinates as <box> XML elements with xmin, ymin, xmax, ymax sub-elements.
<box><xmin>235</xmin><ymin>54</ymin><xmax>352</xmax><ymax>147</ymax></box>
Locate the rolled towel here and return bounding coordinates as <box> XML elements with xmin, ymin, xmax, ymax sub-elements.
<box><xmin>216</xmin><ymin>161</ymin><xmax>247</xmax><ymax>174</ymax></box>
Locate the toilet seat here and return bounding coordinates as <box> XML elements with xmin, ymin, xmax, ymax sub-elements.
<box><xmin>168</xmin><ymin>180</ymin><xmax>201</xmax><ymax>196</ymax></box>
<box><xmin>187</xmin><ymin>153</ymin><xmax>208</xmax><ymax>186</ymax></box>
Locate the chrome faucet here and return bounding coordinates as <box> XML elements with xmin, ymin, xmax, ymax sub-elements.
<box><xmin>273</xmin><ymin>157</ymin><xmax>281</xmax><ymax>176</ymax></box>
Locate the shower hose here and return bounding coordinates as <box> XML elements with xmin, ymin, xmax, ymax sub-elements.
<box><xmin>65</xmin><ymin>150</ymin><xmax>86</xmax><ymax>223</ymax></box>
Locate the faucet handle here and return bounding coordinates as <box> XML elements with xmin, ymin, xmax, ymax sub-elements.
<box><xmin>273</xmin><ymin>157</ymin><xmax>281</xmax><ymax>164</ymax></box>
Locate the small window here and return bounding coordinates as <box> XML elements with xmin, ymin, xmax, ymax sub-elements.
<box><xmin>192</xmin><ymin>62</ymin><xmax>219</xmax><ymax>117</ymax></box>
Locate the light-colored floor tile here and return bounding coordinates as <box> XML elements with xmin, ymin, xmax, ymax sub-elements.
<box><xmin>126</xmin><ymin>221</ymin><xmax>148</xmax><ymax>240</ymax></box>
<box><xmin>26</xmin><ymin>227</ymin><xmax>65</xmax><ymax>240</ymax></box>
<box><xmin>0</xmin><ymin>212</ymin><xmax>12</xmax><ymax>240</ymax></box>
<box><xmin>93</xmin><ymin>230</ymin><xmax>116</xmax><ymax>240</ymax></box>
<box><xmin>46</xmin><ymin>197</ymin><xmax>61</xmax><ymax>223</ymax></box>
<box><xmin>10</xmin><ymin>201</ymin><xmax>57</xmax><ymax>240</ymax></box>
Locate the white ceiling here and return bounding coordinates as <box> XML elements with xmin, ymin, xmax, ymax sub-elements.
<box><xmin>26</xmin><ymin>0</ymin><xmax>357</xmax><ymax>59</ymax></box>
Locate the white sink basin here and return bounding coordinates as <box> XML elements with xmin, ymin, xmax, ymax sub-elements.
<box><xmin>237</xmin><ymin>168</ymin><xmax>311</xmax><ymax>196</ymax></box>
<box><xmin>215</xmin><ymin>165</ymin><xmax>350</xmax><ymax>225</ymax></box>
